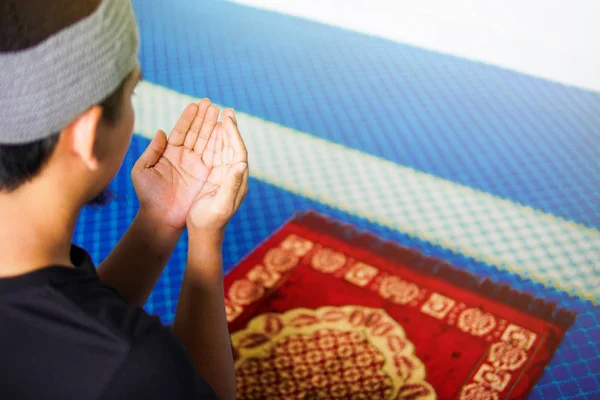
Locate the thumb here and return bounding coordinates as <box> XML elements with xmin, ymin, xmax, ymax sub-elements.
<box><xmin>137</xmin><ymin>129</ymin><xmax>167</xmax><ymax>169</ymax></box>
<box><xmin>214</xmin><ymin>162</ymin><xmax>247</xmax><ymax>210</ymax></box>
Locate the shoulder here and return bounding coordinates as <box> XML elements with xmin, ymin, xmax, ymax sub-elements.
<box><xmin>1</xmin><ymin>246</ymin><xmax>216</xmax><ymax>399</ymax></box>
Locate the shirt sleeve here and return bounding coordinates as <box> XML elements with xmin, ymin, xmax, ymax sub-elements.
<box><xmin>98</xmin><ymin>319</ymin><xmax>218</xmax><ymax>400</ymax></box>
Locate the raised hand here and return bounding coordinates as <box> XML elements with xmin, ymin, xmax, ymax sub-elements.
<box><xmin>131</xmin><ymin>100</ymin><xmax>248</xmax><ymax>232</ymax></box>
<box><xmin>186</xmin><ymin>108</ymin><xmax>248</xmax><ymax>234</ymax></box>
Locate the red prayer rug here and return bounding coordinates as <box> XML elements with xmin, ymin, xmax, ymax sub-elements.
<box><xmin>224</xmin><ymin>211</ymin><xmax>576</xmax><ymax>400</ymax></box>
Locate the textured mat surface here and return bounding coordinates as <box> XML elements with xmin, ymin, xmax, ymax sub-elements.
<box><xmin>133</xmin><ymin>0</ymin><xmax>600</xmax><ymax>229</ymax></box>
<box><xmin>130</xmin><ymin>80</ymin><xmax>600</xmax><ymax>302</ymax></box>
<box><xmin>74</xmin><ymin>0</ymin><xmax>600</xmax><ymax>398</ymax></box>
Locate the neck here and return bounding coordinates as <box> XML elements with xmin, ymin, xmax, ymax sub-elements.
<box><xmin>0</xmin><ymin>179</ymin><xmax>81</xmax><ymax>278</ymax></box>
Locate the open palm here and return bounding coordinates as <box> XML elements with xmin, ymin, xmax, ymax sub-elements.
<box><xmin>132</xmin><ymin>100</ymin><xmax>248</xmax><ymax>231</ymax></box>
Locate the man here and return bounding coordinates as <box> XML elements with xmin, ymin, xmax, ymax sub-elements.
<box><xmin>0</xmin><ymin>0</ymin><xmax>247</xmax><ymax>399</ymax></box>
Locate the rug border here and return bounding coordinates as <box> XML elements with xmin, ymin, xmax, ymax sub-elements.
<box><xmin>291</xmin><ymin>210</ymin><xmax>577</xmax><ymax>330</ymax></box>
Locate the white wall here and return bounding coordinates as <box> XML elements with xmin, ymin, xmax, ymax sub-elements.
<box><xmin>228</xmin><ymin>0</ymin><xmax>600</xmax><ymax>92</ymax></box>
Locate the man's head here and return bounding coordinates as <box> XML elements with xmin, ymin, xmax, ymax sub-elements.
<box><xmin>0</xmin><ymin>0</ymin><xmax>140</xmax><ymax>204</ymax></box>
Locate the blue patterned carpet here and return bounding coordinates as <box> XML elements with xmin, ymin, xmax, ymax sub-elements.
<box><xmin>74</xmin><ymin>0</ymin><xmax>599</xmax><ymax>398</ymax></box>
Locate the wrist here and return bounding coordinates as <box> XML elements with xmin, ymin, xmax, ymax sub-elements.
<box><xmin>186</xmin><ymin>228</ymin><xmax>225</xmax><ymax>287</ymax></box>
<box><xmin>134</xmin><ymin>210</ymin><xmax>184</xmax><ymax>254</ymax></box>
<box><xmin>187</xmin><ymin>226</ymin><xmax>225</xmax><ymax>248</ymax></box>
<box><xmin>137</xmin><ymin>208</ymin><xmax>184</xmax><ymax>237</ymax></box>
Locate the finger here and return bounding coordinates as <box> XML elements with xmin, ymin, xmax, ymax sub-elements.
<box><xmin>194</xmin><ymin>104</ymin><xmax>220</xmax><ymax>154</ymax></box>
<box><xmin>212</xmin><ymin>123</ymin><xmax>224</xmax><ymax>169</ymax></box>
<box><xmin>183</xmin><ymin>98</ymin><xmax>210</xmax><ymax>149</ymax></box>
<box><xmin>134</xmin><ymin>129</ymin><xmax>167</xmax><ymax>170</ymax></box>
<box><xmin>222</xmin><ymin>121</ymin><xmax>231</xmax><ymax>166</ymax></box>
<box><xmin>234</xmin><ymin>166</ymin><xmax>249</xmax><ymax>209</ymax></box>
<box><xmin>222</xmin><ymin>109</ymin><xmax>247</xmax><ymax>164</ymax></box>
<box><xmin>222</xmin><ymin>107</ymin><xmax>238</xmax><ymax>126</ymax></box>
<box><xmin>215</xmin><ymin>162</ymin><xmax>247</xmax><ymax>210</ymax></box>
<box><xmin>202</xmin><ymin>121</ymin><xmax>221</xmax><ymax>168</ymax></box>
<box><xmin>168</xmin><ymin>103</ymin><xmax>198</xmax><ymax>146</ymax></box>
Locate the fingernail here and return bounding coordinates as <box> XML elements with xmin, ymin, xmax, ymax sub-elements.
<box><xmin>237</xmin><ymin>163</ymin><xmax>247</xmax><ymax>173</ymax></box>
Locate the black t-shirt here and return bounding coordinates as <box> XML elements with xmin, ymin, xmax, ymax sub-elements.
<box><xmin>0</xmin><ymin>246</ymin><xmax>217</xmax><ymax>400</ymax></box>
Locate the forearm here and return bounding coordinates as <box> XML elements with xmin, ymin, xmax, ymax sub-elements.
<box><xmin>173</xmin><ymin>230</ymin><xmax>236</xmax><ymax>400</ymax></box>
<box><xmin>97</xmin><ymin>210</ymin><xmax>182</xmax><ymax>307</ymax></box>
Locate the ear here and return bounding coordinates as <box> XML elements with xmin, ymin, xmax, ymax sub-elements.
<box><xmin>63</xmin><ymin>106</ymin><xmax>103</xmax><ymax>171</ymax></box>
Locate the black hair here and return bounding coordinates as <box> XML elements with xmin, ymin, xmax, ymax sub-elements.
<box><xmin>0</xmin><ymin>0</ymin><xmax>127</xmax><ymax>193</ymax></box>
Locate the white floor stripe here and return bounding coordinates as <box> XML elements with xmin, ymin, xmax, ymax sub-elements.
<box><xmin>133</xmin><ymin>81</ymin><xmax>600</xmax><ymax>303</ymax></box>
